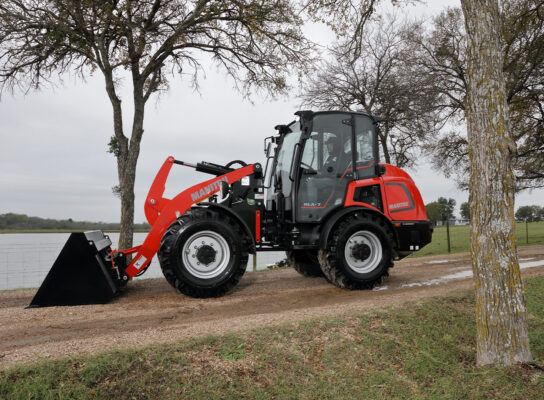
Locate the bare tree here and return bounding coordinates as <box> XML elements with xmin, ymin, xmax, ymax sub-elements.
<box><xmin>461</xmin><ymin>0</ymin><xmax>532</xmax><ymax>366</ymax></box>
<box><xmin>301</xmin><ymin>13</ymin><xmax>442</xmax><ymax>168</ymax></box>
<box><xmin>0</xmin><ymin>0</ymin><xmax>312</xmax><ymax>250</ymax></box>
<box><xmin>304</xmin><ymin>0</ymin><xmax>419</xmax><ymax>60</ymax></box>
<box><xmin>415</xmin><ymin>2</ymin><xmax>544</xmax><ymax>190</ymax></box>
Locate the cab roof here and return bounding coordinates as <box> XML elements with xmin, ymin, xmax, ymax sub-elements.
<box><xmin>274</xmin><ymin>110</ymin><xmax>381</xmax><ymax>134</ymax></box>
<box><xmin>295</xmin><ymin>110</ymin><xmax>381</xmax><ymax>123</ymax></box>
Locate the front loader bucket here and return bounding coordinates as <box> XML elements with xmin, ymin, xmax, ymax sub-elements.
<box><xmin>28</xmin><ymin>231</ymin><xmax>123</xmax><ymax>308</ymax></box>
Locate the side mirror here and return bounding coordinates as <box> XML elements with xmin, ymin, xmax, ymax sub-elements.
<box><xmin>375</xmin><ymin>164</ymin><xmax>386</xmax><ymax>177</ymax></box>
<box><xmin>264</xmin><ymin>136</ymin><xmax>275</xmax><ymax>156</ymax></box>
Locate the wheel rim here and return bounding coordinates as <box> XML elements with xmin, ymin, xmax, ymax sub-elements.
<box><xmin>181</xmin><ymin>230</ymin><xmax>231</xmax><ymax>279</ymax></box>
<box><xmin>344</xmin><ymin>230</ymin><xmax>382</xmax><ymax>274</ymax></box>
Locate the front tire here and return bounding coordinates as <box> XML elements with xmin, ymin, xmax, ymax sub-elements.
<box><xmin>318</xmin><ymin>213</ymin><xmax>394</xmax><ymax>289</ymax></box>
<box><xmin>286</xmin><ymin>250</ymin><xmax>324</xmax><ymax>277</ymax></box>
<box><xmin>158</xmin><ymin>208</ymin><xmax>249</xmax><ymax>298</ymax></box>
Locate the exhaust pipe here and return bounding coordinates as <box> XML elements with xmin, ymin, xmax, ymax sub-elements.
<box><xmin>27</xmin><ymin>231</ymin><xmax>127</xmax><ymax>308</ymax></box>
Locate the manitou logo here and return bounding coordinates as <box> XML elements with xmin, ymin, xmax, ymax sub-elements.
<box><xmin>389</xmin><ymin>202</ymin><xmax>409</xmax><ymax>210</ymax></box>
<box><xmin>191</xmin><ymin>176</ymin><xmax>228</xmax><ymax>201</ymax></box>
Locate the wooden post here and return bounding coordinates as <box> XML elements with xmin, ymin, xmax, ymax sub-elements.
<box><xmin>526</xmin><ymin>220</ymin><xmax>529</xmax><ymax>245</ymax></box>
<box><xmin>253</xmin><ymin>253</ymin><xmax>257</xmax><ymax>272</ymax></box>
<box><xmin>446</xmin><ymin>219</ymin><xmax>451</xmax><ymax>253</ymax></box>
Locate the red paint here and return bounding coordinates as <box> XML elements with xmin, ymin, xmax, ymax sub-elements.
<box><xmin>344</xmin><ymin>177</ymin><xmax>385</xmax><ymax>214</ymax></box>
<box><xmin>124</xmin><ymin>157</ymin><xmax>255</xmax><ymax>278</ymax></box>
<box><xmin>343</xmin><ymin>164</ymin><xmax>427</xmax><ymax>221</ymax></box>
<box><xmin>255</xmin><ymin>210</ymin><xmax>261</xmax><ymax>243</ymax></box>
<box><xmin>381</xmin><ymin>164</ymin><xmax>427</xmax><ymax>221</ymax></box>
<box><xmin>119</xmin><ymin>246</ymin><xmax>141</xmax><ymax>255</ymax></box>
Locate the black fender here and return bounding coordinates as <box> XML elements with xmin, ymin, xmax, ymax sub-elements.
<box><xmin>319</xmin><ymin>206</ymin><xmax>399</xmax><ymax>250</ymax></box>
<box><xmin>195</xmin><ymin>202</ymin><xmax>256</xmax><ymax>253</ymax></box>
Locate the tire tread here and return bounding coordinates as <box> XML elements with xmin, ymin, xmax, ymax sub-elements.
<box><xmin>318</xmin><ymin>213</ymin><xmax>394</xmax><ymax>289</ymax></box>
<box><xmin>286</xmin><ymin>250</ymin><xmax>324</xmax><ymax>277</ymax></box>
<box><xmin>157</xmin><ymin>208</ymin><xmax>248</xmax><ymax>298</ymax></box>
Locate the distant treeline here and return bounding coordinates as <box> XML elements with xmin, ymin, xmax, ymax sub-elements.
<box><xmin>0</xmin><ymin>213</ymin><xmax>151</xmax><ymax>231</ymax></box>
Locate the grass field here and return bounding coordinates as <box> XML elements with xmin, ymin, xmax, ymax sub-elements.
<box><xmin>415</xmin><ymin>221</ymin><xmax>544</xmax><ymax>257</ymax></box>
<box><xmin>1</xmin><ymin>277</ymin><xmax>543</xmax><ymax>399</ymax></box>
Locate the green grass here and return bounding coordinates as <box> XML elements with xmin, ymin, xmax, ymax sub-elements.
<box><xmin>2</xmin><ymin>277</ymin><xmax>544</xmax><ymax>399</ymax></box>
<box><xmin>416</xmin><ymin>221</ymin><xmax>544</xmax><ymax>257</ymax></box>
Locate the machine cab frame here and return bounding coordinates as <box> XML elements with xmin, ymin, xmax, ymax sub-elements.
<box><xmin>265</xmin><ymin>111</ymin><xmax>380</xmax><ymax>224</ymax></box>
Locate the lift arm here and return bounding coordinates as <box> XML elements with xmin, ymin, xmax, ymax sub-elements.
<box><xmin>124</xmin><ymin>156</ymin><xmax>255</xmax><ymax>278</ymax></box>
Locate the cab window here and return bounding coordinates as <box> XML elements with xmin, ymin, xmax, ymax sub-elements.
<box><xmin>354</xmin><ymin>115</ymin><xmax>376</xmax><ymax>179</ymax></box>
<box><xmin>275</xmin><ymin>122</ymin><xmax>302</xmax><ymax>197</ymax></box>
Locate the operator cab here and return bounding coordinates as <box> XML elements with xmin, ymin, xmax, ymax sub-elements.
<box><xmin>264</xmin><ymin>111</ymin><xmax>380</xmax><ymax>224</ymax></box>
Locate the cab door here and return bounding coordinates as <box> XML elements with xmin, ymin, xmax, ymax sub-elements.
<box><xmin>296</xmin><ymin>113</ymin><xmax>378</xmax><ymax>223</ymax></box>
<box><xmin>268</xmin><ymin>122</ymin><xmax>302</xmax><ymax>219</ymax></box>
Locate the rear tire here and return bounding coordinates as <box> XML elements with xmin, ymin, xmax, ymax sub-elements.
<box><xmin>318</xmin><ymin>213</ymin><xmax>394</xmax><ymax>289</ymax></box>
<box><xmin>286</xmin><ymin>250</ymin><xmax>324</xmax><ymax>277</ymax></box>
<box><xmin>158</xmin><ymin>208</ymin><xmax>249</xmax><ymax>298</ymax></box>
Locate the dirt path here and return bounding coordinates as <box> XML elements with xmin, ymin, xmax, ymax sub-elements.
<box><xmin>1</xmin><ymin>245</ymin><xmax>544</xmax><ymax>369</ymax></box>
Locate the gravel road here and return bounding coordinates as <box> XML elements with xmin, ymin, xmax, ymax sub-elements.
<box><xmin>1</xmin><ymin>245</ymin><xmax>544</xmax><ymax>369</ymax></box>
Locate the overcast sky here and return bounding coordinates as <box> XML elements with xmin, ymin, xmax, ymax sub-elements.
<box><xmin>1</xmin><ymin>0</ymin><xmax>542</xmax><ymax>223</ymax></box>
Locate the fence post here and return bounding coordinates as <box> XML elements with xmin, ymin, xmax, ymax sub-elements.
<box><xmin>446</xmin><ymin>219</ymin><xmax>451</xmax><ymax>253</ymax></box>
<box><xmin>526</xmin><ymin>220</ymin><xmax>529</xmax><ymax>245</ymax></box>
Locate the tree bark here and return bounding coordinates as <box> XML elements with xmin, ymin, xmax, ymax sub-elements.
<box><xmin>460</xmin><ymin>0</ymin><xmax>532</xmax><ymax>366</ymax></box>
<box><xmin>118</xmin><ymin>82</ymin><xmax>145</xmax><ymax>251</ymax></box>
<box><xmin>378</xmin><ymin>122</ymin><xmax>391</xmax><ymax>164</ymax></box>
<box><xmin>103</xmin><ymin>70</ymin><xmax>144</xmax><ymax>251</ymax></box>
<box><xmin>115</xmin><ymin>116</ymin><xmax>143</xmax><ymax>251</ymax></box>
<box><xmin>379</xmin><ymin>133</ymin><xmax>390</xmax><ymax>164</ymax></box>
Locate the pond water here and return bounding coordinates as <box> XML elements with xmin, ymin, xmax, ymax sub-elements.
<box><xmin>0</xmin><ymin>233</ymin><xmax>285</xmax><ymax>290</ymax></box>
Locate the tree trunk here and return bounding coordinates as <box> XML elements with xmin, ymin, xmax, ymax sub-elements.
<box><xmin>118</xmin><ymin>172</ymin><xmax>136</xmax><ymax>250</ymax></box>
<box><xmin>378</xmin><ymin>124</ymin><xmax>391</xmax><ymax>164</ymax></box>
<box><xmin>118</xmin><ymin>83</ymin><xmax>146</xmax><ymax>251</ymax></box>
<box><xmin>103</xmin><ymin>70</ymin><xmax>145</xmax><ymax>251</ymax></box>
<box><xmin>460</xmin><ymin>0</ymin><xmax>532</xmax><ymax>366</ymax></box>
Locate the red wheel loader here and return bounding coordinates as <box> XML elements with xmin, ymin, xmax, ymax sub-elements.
<box><xmin>29</xmin><ymin>110</ymin><xmax>432</xmax><ymax>307</ymax></box>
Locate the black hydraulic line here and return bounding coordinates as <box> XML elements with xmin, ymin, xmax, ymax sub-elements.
<box><xmin>195</xmin><ymin>161</ymin><xmax>234</xmax><ymax>176</ymax></box>
<box><xmin>174</xmin><ymin>159</ymin><xmax>238</xmax><ymax>176</ymax></box>
<box><xmin>173</xmin><ymin>160</ymin><xmax>197</xmax><ymax>168</ymax></box>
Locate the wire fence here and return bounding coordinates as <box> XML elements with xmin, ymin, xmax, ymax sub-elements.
<box><xmin>418</xmin><ymin>221</ymin><xmax>544</xmax><ymax>257</ymax></box>
<box><xmin>0</xmin><ymin>235</ymin><xmax>287</xmax><ymax>291</ymax></box>
<box><xmin>0</xmin><ymin>242</ymin><xmax>63</xmax><ymax>291</ymax></box>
